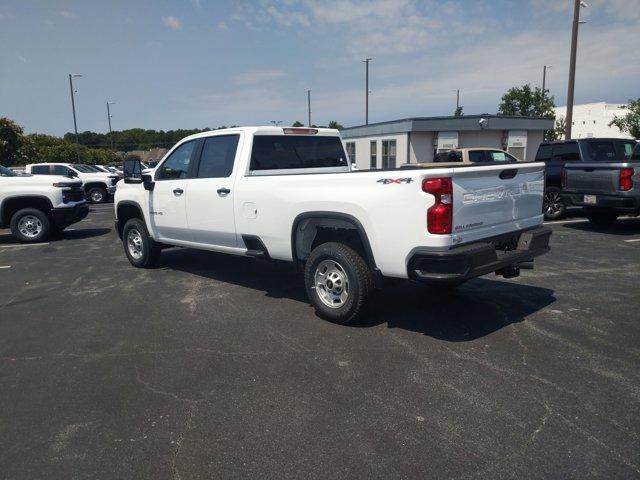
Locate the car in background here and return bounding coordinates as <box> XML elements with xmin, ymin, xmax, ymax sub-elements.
<box><xmin>561</xmin><ymin>141</ymin><xmax>639</xmax><ymax>227</ymax></box>
<box><xmin>25</xmin><ymin>163</ymin><xmax>119</xmax><ymax>204</ymax></box>
<box><xmin>400</xmin><ymin>148</ymin><xmax>519</xmax><ymax>167</ymax></box>
<box><xmin>535</xmin><ymin>138</ymin><xmax>637</xmax><ymax>220</ymax></box>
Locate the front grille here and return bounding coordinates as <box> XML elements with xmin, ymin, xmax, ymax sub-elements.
<box><xmin>63</xmin><ymin>187</ymin><xmax>86</xmax><ymax>203</ymax></box>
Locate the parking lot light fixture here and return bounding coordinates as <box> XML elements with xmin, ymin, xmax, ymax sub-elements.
<box><xmin>106</xmin><ymin>101</ymin><xmax>115</xmax><ymax>149</ymax></box>
<box><xmin>565</xmin><ymin>0</ymin><xmax>588</xmax><ymax>139</ymax></box>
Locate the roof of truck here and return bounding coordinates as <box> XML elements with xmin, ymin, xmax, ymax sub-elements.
<box><xmin>180</xmin><ymin>126</ymin><xmax>341</xmax><ymax>143</ymax></box>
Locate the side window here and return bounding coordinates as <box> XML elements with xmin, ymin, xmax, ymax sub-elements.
<box><xmin>370</xmin><ymin>141</ymin><xmax>377</xmax><ymax>169</ymax></box>
<box><xmin>487</xmin><ymin>151</ymin><xmax>514</xmax><ymax>162</ymax></box>
<box><xmin>381</xmin><ymin>140</ymin><xmax>397</xmax><ymax>168</ymax></box>
<box><xmin>468</xmin><ymin>151</ymin><xmax>486</xmax><ymax>163</ymax></box>
<box><xmin>53</xmin><ymin>165</ymin><xmax>70</xmax><ymax>176</ymax></box>
<box><xmin>345</xmin><ymin>142</ymin><xmax>356</xmax><ymax>164</ymax></box>
<box><xmin>552</xmin><ymin>143</ymin><xmax>580</xmax><ymax>162</ymax></box>
<box><xmin>31</xmin><ymin>165</ymin><xmax>50</xmax><ymax>174</ymax></box>
<box><xmin>158</xmin><ymin>141</ymin><xmax>196</xmax><ymax>180</ymax></box>
<box><xmin>197</xmin><ymin>135</ymin><xmax>240</xmax><ymax>178</ymax></box>
<box><xmin>535</xmin><ymin>145</ymin><xmax>552</xmax><ymax>161</ymax></box>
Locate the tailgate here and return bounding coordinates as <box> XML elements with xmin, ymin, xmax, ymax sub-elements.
<box><xmin>564</xmin><ymin>162</ymin><xmax>625</xmax><ymax>194</ymax></box>
<box><xmin>451</xmin><ymin>163</ymin><xmax>544</xmax><ymax>243</ymax></box>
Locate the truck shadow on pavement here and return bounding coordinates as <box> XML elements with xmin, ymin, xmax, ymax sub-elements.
<box><xmin>160</xmin><ymin>248</ymin><xmax>555</xmax><ymax>342</ymax></box>
<box><xmin>0</xmin><ymin>228</ymin><xmax>111</xmax><ymax>245</ymax></box>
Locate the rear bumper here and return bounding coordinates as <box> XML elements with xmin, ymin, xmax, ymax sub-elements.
<box><xmin>561</xmin><ymin>193</ymin><xmax>640</xmax><ymax>212</ymax></box>
<box><xmin>407</xmin><ymin>226</ymin><xmax>551</xmax><ymax>285</ymax></box>
<box><xmin>51</xmin><ymin>202</ymin><xmax>89</xmax><ymax>228</ymax></box>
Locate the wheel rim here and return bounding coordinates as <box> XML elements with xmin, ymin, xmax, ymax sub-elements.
<box><xmin>91</xmin><ymin>190</ymin><xmax>104</xmax><ymax>202</ymax></box>
<box><xmin>127</xmin><ymin>228</ymin><xmax>144</xmax><ymax>260</ymax></box>
<box><xmin>17</xmin><ymin>215</ymin><xmax>43</xmax><ymax>238</ymax></box>
<box><xmin>544</xmin><ymin>192</ymin><xmax>563</xmax><ymax>216</ymax></box>
<box><xmin>314</xmin><ymin>259</ymin><xmax>349</xmax><ymax>308</ymax></box>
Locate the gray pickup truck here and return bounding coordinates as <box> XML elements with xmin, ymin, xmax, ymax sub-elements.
<box><xmin>562</xmin><ymin>141</ymin><xmax>639</xmax><ymax>226</ymax></box>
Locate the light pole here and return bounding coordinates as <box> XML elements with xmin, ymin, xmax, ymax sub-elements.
<box><xmin>307</xmin><ymin>89</ymin><xmax>311</xmax><ymax>127</ymax></box>
<box><xmin>565</xmin><ymin>0</ymin><xmax>588</xmax><ymax>139</ymax></box>
<box><xmin>68</xmin><ymin>73</ymin><xmax>82</xmax><ymax>143</ymax></box>
<box><xmin>362</xmin><ymin>58</ymin><xmax>372</xmax><ymax>125</ymax></box>
<box><xmin>106</xmin><ymin>101</ymin><xmax>115</xmax><ymax>149</ymax></box>
<box><xmin>542</xmin><ymin>65</ymin><xmax>552</xmax><ymax>93</ymax></box>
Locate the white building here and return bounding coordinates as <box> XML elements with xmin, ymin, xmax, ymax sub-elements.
<box><xmin>341</xmin><ymin>115</ymin><xmax>553</xmax><ymax>168</ymax></box>
<box><xmin>554</xmin><ymin>102</ymin><xmax>632</xmax><ymax>139</ymax></box>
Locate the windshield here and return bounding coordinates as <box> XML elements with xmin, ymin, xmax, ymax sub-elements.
<box><xmin>583</xmin><ymin>140</ymin><xmax>637</xmax><ymax>162</ymax></box>
<box><xmin>0</xmin><ymin>165</ymin><xmax>17</xmax><ymax>177</ymax></box>
<box><xmin>72</xmin><ymin>164</ymin><xmax>94</xmax><ymax>173</ymax></box>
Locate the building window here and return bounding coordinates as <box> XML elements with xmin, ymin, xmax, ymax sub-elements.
<box><xmin>345</xmin><ymin>142</ymin><xmax>356</xmax><ymax>164</ymax></box>
<box><xmin>370</xmin><ymin>141</ymin><xmax>377</xmax><ymax>169</ymax></box>
<box><xmin>381</xmin><ymin>140</ymin><xmax>396</xmax><ymax>169</ymax></box>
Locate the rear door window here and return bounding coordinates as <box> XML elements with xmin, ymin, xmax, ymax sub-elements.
<box><xmin>468</xmin><ymin>151</ymin><xmax>486</xmax><ymax>163</ymax></box>
<box><xmin>250</xmin><ymin>135</ymin><xmax>347</xmax><ymax>171</ymax></box>
<box><xmin>31</xmin><ymin>165</ymin><xmax>50</xmax><ymax>174</ymax></box>
<box><xmin>552</xmin><ymin>143</ymin><xmax>580</xmax><ymax>161</ymax></box>
<box><xmin>196</xmin><ymin>135</ymin><xmax>240</xmax><ymax>178</ymax></box>
<box><xmin>53</xmin><ymin>165</ymin><xmax>70</xmax><ymax>176</ymax></box>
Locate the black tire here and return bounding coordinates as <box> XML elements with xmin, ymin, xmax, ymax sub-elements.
<box><xmin>586</xmin><ymin>210</ymin><xmax>618</xmax><ymax>228</ymax></box>
<box><xmin>87</xmin><ymin>186</ymin><xmax>107</xmax><ymax>204</ymax></box>
<box><xmin>543</xmin><ymin>187</ymin><xmax>566</xmax><ymax>220</ymax></box>
<box><xmin>122</xmin><ymin>217</ymin><xmax>161</xmax><ymax>268</ymax></box>
<box><xmin>304</xmin><ymin>242</ymin><xmax>373</xmax><ymax>324</ymax></box>
<box><xmin>10</xmin><ymin>208</ymin><xmax>51</xmax><ymax>243</ymax></box>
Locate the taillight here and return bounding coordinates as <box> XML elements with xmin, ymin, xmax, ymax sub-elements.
<box><xmin>619</xmin><ymin>168</ymin><xmax>634</xmax><ymax>191</ymax></box>
<box><xmin>560</xmin><ymin>168</ymin><xmax>566</xmax><ymax>188</ymax></box>
<box><xmin>423</xmin><ymin>177</ymin><xmax>452</xmax><ymax>234</ymax></box>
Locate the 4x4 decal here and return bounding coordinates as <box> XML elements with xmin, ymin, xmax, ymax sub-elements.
<box><xmin>377</xmin><ymin>177</ymin><xmax>413</xmax><ymax>184</ymax></box>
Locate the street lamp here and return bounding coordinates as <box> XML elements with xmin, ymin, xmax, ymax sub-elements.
<box><xmin>106</xmin><ymin>101</ymin><xmax>115</xmax><ymax>149</ymax></box>
<box><xmin>542</xmin><ymin>65</ymin><xmax>552</xmax><ymax>93</ymax></box>
<box><xmin>362</xmin><ymin>58</ymin><xmax>372</xmax><ymax>125</ymax></box>
<box><xmin>68</xmin><ymin>73</ymin><xmax>82</xmax><ymax>143</ymax></box>
<box><xmin>565</xmin><ymin>0</ymin><xmax>588</xmax><ymax>139</ymax></box>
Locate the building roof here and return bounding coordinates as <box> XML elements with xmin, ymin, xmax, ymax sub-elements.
<box><xmin>340</xmin><ymin>114</ymin><xmax>554</xmax><ymax>138</ymax></box>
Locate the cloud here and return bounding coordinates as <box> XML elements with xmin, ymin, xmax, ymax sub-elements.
<box><xmin>217</xmin><ymin>20</ymin><xmax>229</xmax><ymax>31</ymax></box>
<box><xmin>192</xmin><ymin>0</ymin><xmax>201</xmax><ymax>8</ymax></box>
<box><xmin>234</xmin><ymin>68</ymin><xmax>286</xmax><ymax>86</ymax></box>
<box><xmin>162</xmin><ymin>16</ymin><xmax>182</xmax><ymax>30</ymax></box>
<box><xmin>60</xmin><ymin>10</ymin><xmax>77</xmax><ymax>19</ymax></box>
<box><xmin>16</xmin><ymin>54</ymin><xmax>27</xmax><ymax>63</ymax></box>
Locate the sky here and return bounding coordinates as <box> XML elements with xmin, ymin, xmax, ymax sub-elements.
<box><xmin>1</xmin><ymin>0</ymin><xmax>639</xmax><ymax>136</ymax></box>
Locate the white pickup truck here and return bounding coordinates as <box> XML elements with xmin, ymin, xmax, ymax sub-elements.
<box><xmin>114</xmin><ymin>127</ymin><xmax>551</xmax><ymax>323</ymax></box>
<box><xmin>25</xmin><ymin>163</ymin><xmax>119</xmax><ymax>203</ymax></box>
<box><xmin>0</xmin><ymin>165</ymin><xmax>88</xmax><ymax>242</ymax></box>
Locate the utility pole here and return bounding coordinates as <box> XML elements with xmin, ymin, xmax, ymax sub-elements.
<box><xmin>68</xmin><ymin>73</ymin><xmax>82</xmax><ymax>143</ymax></box>
<box><xmin>307</xmin><ymin>89</ymin><xmax>311</xmax><ymax>127</ymax></box>
<box><xmin>362</xmin><ymin>58</ymin><xmax>371</xmax><ymax>125</ymax></box>
<box><xmin>565</xmin><ymin>0</ymin><xmax>587</xmax><ymax>139</ymax></box>
<box><xmin>106</xmin><ymin>101</ymin><xmax>115</xmax><ymax>149</ymax></box>
<box><xmin>542</xmin><ymin>65</ymin><xmax>551</xmax><ymax>93</ymax></box>
<box><xmin>456</xmin><ymin>89</ymin><xmax>459</xmax><ymax>112</ymax></box>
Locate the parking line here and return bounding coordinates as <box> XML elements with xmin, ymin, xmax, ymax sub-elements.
<box><xmin>624</xmin><ymin>239</ymin><xmax>640</xmax><ymax>243</ymax></box>
<box><xmin>544</xmin><ymin>219</ymin><xmax>587</xmax><ymax>225</ymax></box>
<box><xmin>0</xmin><ymin>266</ymin><xmax>11</xmax><ymax>269</ymax></box>
<box><xmin>0</xmin><ymin>243</ymin><xmax>49</xmax><ymax>248</ymax></box>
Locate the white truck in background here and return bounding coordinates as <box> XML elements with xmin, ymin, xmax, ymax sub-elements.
<box><xmin>114</xmin><ymin>127</ymin><xmax>551</xmax><ymax>323</ymax></box>
<box><xmin>0</xmin><ymin>165</ymin><xmax>88</xmax><ymax>242</ymax></box>
<box><xmin>25</xmin><ymin>163</ymin><xmax>119</xmax><ymax>203</ymax></box>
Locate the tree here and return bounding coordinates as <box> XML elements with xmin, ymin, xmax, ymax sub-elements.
<box><xmin>545</xmin><ymin>117</ymin><xmax>566</xmax><ymax>142</ymax></box>
<box><xmin>291</xmin><ymin>120</ymin><xmax>304</xmax><ymax>127</ymax></box>
<box><xmin>609</xmin><ymin>98</ymin><xmax>640</xmax><ymax>139</ymax></box>
<box><xmin>498</xmin><ymin>84</ymin><xmax>555</xmax><ymax>117</ymax></box>
<box><xmin>328</xmin><ymin>120</ymin><xmax>344</xmax><ymax>130</ymax></box>
<box><xmin>0</xmin><ymin>117</ymin><xmax>30</xmax><ymax>166</ymax></box>
<box><xmin>454</xmin><ymin>106</ymin><xmax>463</xmax><ymax>117</ymax></box>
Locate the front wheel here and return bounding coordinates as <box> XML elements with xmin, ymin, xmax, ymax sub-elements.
<box><xmin>543</xmin><ymin>187</ymin><xmax>566</xmax><ymax>220</ymax></box>
<box><xmin>122</xmin><ymin>218</ymin><xmax>161</xmax><ymax>268</ymax></box>
<box><xmin>10</xmin><ymin>208</ymin><xmax>51</xmax><ymax>243</ymax></box>
<box><xmin>87</xmin><ymin>186</ymin><xmax>108</xmax><ymax>204</ymax></box>
<box><xmin>304</xmin><ymin>242</ymin><xmax>373</xmax><ymax>324</ymax></box>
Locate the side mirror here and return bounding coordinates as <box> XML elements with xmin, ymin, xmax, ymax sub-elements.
<box><xmin>123</xmin><ymin>159</ymin><xmax>143</xmax><ymax>184</ymax></box>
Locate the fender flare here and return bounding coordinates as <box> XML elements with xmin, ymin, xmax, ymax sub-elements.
<box><xmin>290</xmin><ymin>211</ymin><xmax>376</xmax><ymax>268</ymax></box>
<box><xmin>115</xmin><ymin>200</ymin><xmax>147</xmax><ymax>239</ymax></box>
<box><xmin>0</xmin><ymin>195</ymin><xmax>54</xmax><ymax>228</ymax></box>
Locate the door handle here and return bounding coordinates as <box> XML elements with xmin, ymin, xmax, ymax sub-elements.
<box><xmin>217</xmin><ymin>188</ymin><xmax>231</xmax><ymax>195</ymax></box>
<box><xmin>499</xmin><ymin>169</ymin><xmax>518</xmax><ymax>179</ymax></box>
<box><xmin>173</xmin><ymin>188</ymin><xmax>184</xmax><ymax>196</ymax></box>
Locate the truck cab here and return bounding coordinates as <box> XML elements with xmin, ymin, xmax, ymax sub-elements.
<box><xmin>0</xmin><ymin>165</ymin><xmax>88</xmax><ymax>242</ymax></box>
<box><xmin>26</xmin><ymin>163</ymin><xmax>119</xmax><ymax>204</ymax></box>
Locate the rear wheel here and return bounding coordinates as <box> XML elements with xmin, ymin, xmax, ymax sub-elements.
<box><xmin>122</xmin><ymin>217</ymin><xmax>161</xmax><ymax>268</ymax></box>
<box><xmin>304</xmin><ymin>242</ymin><xmax>372</xmax><ymax>324</ymax></box>
<box><xmin>586</xmin><ymin>210</ymin><xmax>618</xmax><ymax>228</ymax></box>
<box><xmin>10</xmin><ymin>208</ymin><xmax>51</xmax><ymax>243</ymax></box>
<box><xmin>543</xmin><ymin>187</ymin><xmax>566</xmax><ymax>220</ymax></box>
<box><xmin>87</xmin><ymin>186</ymin><xmax>107</xmax><ymax>204</ymax></box>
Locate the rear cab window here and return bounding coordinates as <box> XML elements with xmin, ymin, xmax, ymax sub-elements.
<box><xmin>250</xmin><ymin>135</ymin><xmax>348</xmax><ymax>172</ymax></box>
<box><xmin>583</xmin><ymin>140</ymin><xmax>636</xmax><ymax>162</ymax></box>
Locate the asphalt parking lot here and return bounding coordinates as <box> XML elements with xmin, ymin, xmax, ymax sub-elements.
<box><xmin>1</xmin><ymin>206</ymin><xmax>639</xmax><ymax>479</ymax></box>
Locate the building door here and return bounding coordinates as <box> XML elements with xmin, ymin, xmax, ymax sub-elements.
<box><xmin>382</xmin><ymin>140</ymin><xmax>396</xmax><ymax>169</ymax></box>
